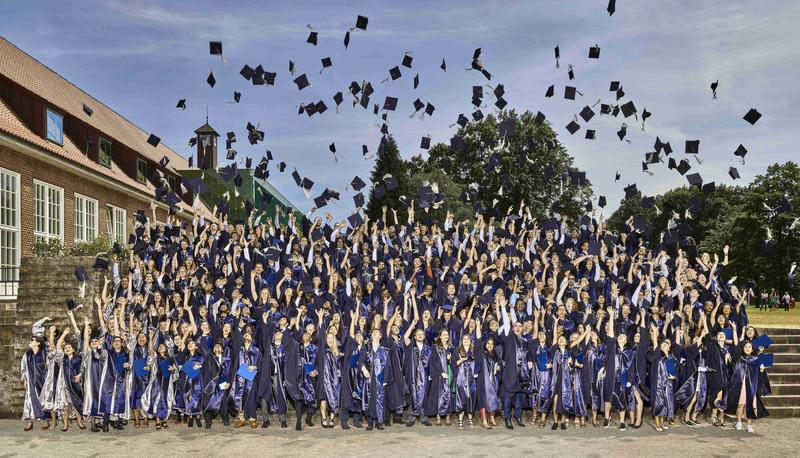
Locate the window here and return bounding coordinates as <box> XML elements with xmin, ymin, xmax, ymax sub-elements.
<box><xmin>0</xmin><ymin>168</ymin><xmax>20</xmax><ymax>297</ymax></box>
<box><xmin>136</xmin><ymin>158</ymin><xmax>147</xmax><ymax>183</ymax></box>
<box><xmin>167</xmin><ymin>175</ymin><xmax>176</xmax><ymax>191</ymax></box>
<box><xmin>45</xmin><ymin>108</ymin><xmax>63</xmax><ymax>145</ymax></box>
<box><xmin>74</xmin><ymin>194</ymin><xmax>98</xmax><ymax>243</ymax></box>
<box><xmin>99</xmin><ymin>137</ymin><xmax>112</xmax><ymax>168</ymax></box>
<box><xmin>34</xmin><ymin>180</ymin><xmax>63</xmax><ymax>243</ymax></box>
<box><xmin>106</xmin><ymin>205</ymin><xmax>126</xmax><ymax>244</ymax></box>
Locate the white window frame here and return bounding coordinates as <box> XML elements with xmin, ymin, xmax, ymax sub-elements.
<box><xmin>33</xmin><ymin>180</ymin><xmax>64</xmax><ymax>243</ymax></box>
<box><xmin>74</xmin><ymin>193</ymin><xmax>98</xmax><ymax>243</ymax></box>
<box><xmin>45</xmin><ymin>107</ymin><xmax>63</xmax><ymax>145</ymax></box>
<box><xmin>0</xmin><ymin>167</ymin><xmax>20</xmax><ymax>298</ymax></box>
<box><xmin>99</xmin><ymin>136</ymin><xmax>112</xmax><ymax>168</ymax></box>
<box><xmin>106</xmin><ymin>204</ymin><xmax>126</xmax><ymax>244</ymax></box>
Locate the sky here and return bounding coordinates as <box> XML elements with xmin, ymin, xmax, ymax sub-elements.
<box><xmin>2</xmin><ymin>0</ymin><xmax>799</xmax><ymax>220</ymax></box>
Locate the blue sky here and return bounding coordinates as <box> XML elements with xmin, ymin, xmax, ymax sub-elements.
<box><xmin>2</xmin><ymin>0</ymin><xmax>799</xmax><ymax>219</ymax></box>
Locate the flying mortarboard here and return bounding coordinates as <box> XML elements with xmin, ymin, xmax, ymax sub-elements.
<box><xmin>420</xmin><ymin>136</ymin><xmax>431</xmax><ymax>149</ymax></box>
<box><xmin>743</xmin><ymin>108</ymin><xmax>761</xmax><ymax>125</ymax></box>
<box><xmin>147</xmin><ymin>134</ymin><xmax>161</xmax><ymax>147</ymax></box>
<box><xmin>686</xmin><ymin>173</ymin><xmax>703</xmax><ymax>187</ymax></box>
<box><xmin>74</xmin><ymin>265</ymin><xmax>89</xmax><ymax>282</ymax></box>
<box><xmin>209</xmin><ymin>41</ymin><xmax>222</xmax><ymax>55</ymax></box>
<box><xmin>702</xmin><ymin>181</ymin><xmax>716</xmax><ymax>194</ymax></box>
<box><xmin>355</xmin><ymin>15</ymin><xmax>368</xmax><ymax>30</ymax></box>
<box><xmin>545</xmin><ymin>85</ymin><xmax>554</xmax><ymax>98</ymax></box>
<box><xmin>585</xmin><ymin>129</ymin><xmax>596</xmax><ymax>140</ymax></box>
<box><xmin>402</xmin><ymin>54</ymin><xmax>413</xmax><ymax>68</ymax></box>
<box><xmin>607</xmin><ymin>0</ymin><xmax>616</xmax><ymax>15</ymax></box>
<box><xmin>676</xmin><ymin>159</ymin><xmax>691</xmax><ymax>175</ymax></box>
<box><xmin>620</xmin><ymin>101</ymin><xmax>637</xmax><ymax>118</ymax></box>
<box><xmin>564</xmin><ymin>86</ymin><xmax>577</xmax><ymax>100</ymax></box>
<box><xmin>734</xmin><ymin>144</ymin><xmax>748</xmax><ymax>161</ymax></box>
<box><xmin>579</xmin><ymin>106</ymin><xmax>595</xmax><ymax>122</ymax></box>
<box><xmin>685</xmin><ymin>140</ymin><xmax>700</xmax><ymax>155</ymax></box>
<box><xmin>83</xmin><ymin>103</ymin><xmax>93</xmax><ymax>116</ymax></box>
<box><xmin>728</xmin><ymin>166</ymin><xmax>740</xmax><ymax>180</ymax></box>
<box><xmin>293</xmin><ymin>74</ymin><xmax>310</xmax><ymax>90</ymax></box>
<box><xmin>389</xmin><ymin>66</ymin><xmax>402</xmax><ymax>80</ymax></box>
<box><xmin>383</xmin><ymin>96</ymin><xmax>398</xmax><ymax>111</ymax></box>
<box><xmin>344</xmin><ymin>30</ymin><xmax>350</xmax><ymax>48</ymax></box>
<box><xmin>624</xmin><ymin>183</ymin><xmax>638</xmax><ymax>199</ymax></box>
<box><xmin>440</xmin><ymin>58</ymin><xmax>447</xmax><ymax>71</ymax></box>
<box><xmin>588</xmin><ymin>45</ymin><xmax>601</xmax><ymax>59</ymax></box>
<box><xmin>307</xmin><ymin>31</ymin><xmax>318</xmax><ymax>46</ymax></box>
<box><xmin>566</xmin><ymin>120</ymin><xmax>580</xmax><ymax>135</ymax></box>
<box><xmin>598</xmin><ymin>195</ymin><xmax>607</xmax><ymax>208</ymax></box>
<box><xmin>207</xmin><ymin>71</ymin><xmax>216</xmax><ymax>88</ymax></box>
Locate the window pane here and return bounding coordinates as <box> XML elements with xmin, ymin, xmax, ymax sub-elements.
<box><xmin>46</xmin><ymin>109</ymin><xmax>63</xmax><ymax>144</ymax></box>
<box><xmin>99</xmin><ymin>138</ymin><xmax>112</xmax><ymax>167</ymax></box>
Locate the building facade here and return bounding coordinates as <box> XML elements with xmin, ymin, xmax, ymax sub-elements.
<box><xmin>0</xmin><ymin>37</ymin><xmax>208</xmax><ymax>299</ymax></box>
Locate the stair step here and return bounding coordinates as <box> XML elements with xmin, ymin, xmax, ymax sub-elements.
<box><xmin>765</xmin><ymin>406</ymin><xmax>800</xmax><ymax>418</ymax></box>
<box><xmin>763</xmin><ymin>394</ymin><xmax>800</xmax><ymax>407</ymax></box>
<box><xmin>765</xmin><ymin>336</ymin><xmax>800</xmax><ymax>345</ymax></box>
<box><xmin>770</xmin><ymin>373</ymin><xmax>800</xmax><ymax>384</ymax></box>
<box><xmin>770</xmin><ymin>384</ymin><xmax>800</xmax><ymax>395</ymax></box>
<box><xmin>770</xmin><ymin>343</ymin><xmax>800</xmax><ymax>353</ymax></box>
<box><xmin>775</xmin><ymin>353</ymin><xmax>800</xmax><ymax>363</ymax></box>
<box><xmin>767</xmin><ymin>363</ymin><xmax>800</xmax><ymax>374</ymax></box>
<box><xmin>760</xmin><ymin>328</ymin><xmax>800</xmax><ymax>336</ymax></box>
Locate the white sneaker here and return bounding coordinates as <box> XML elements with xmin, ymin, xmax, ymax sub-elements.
<box><xmin>746</xmin><ymin>425</ymin><xmax>754</xmax><ymax>433</ymax></box>
<box><xmin>734</xmin><ymin>421</ymin><xmax>743</xmax><ymax>431</ymax></box>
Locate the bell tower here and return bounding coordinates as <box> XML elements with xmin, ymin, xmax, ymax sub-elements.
<box><xmin>194</xmin><ymin>114</ymin><xmax>219</xmax><ymax>170</ymax></box>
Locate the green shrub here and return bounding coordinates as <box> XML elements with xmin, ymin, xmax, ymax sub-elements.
<box><xmin>33</xmin><ymin>236</ymin><xmax>127</xmax><ymax>258</ymax></box>
<box><xmin>32</xmin><ymin>238</ymin><xmax>65</xmax><ymax>257</ymax></box>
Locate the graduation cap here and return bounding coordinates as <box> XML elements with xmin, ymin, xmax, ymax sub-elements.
<box><xmin>389</xmin><ymin>66</ymin><xmax>402</xmax><ymax>80</ymax></box>
<box><xmin>355</xmin><ymin>14</ymin><xmax>368</xmax><ymax>30</ymax></box>
<box><xmin>607</xmin><ymin>0</ymin><xmax>616</xmax><ymax>15</ymax></box>
<box><xmin>307</xmin><ymin>31</ymin><xmax>318</xmax><ymax>46</ymax></box>
<box><xmin>554</xmin><ymin>45</ymin><xmax>560</xmax><ymax>67</ymax></box>
<box><xmin>685</xmin><ymin>140</ymin><xmax>700</xmax><ymax>155</ymax></box>
<box><xmin>676</xmin><ymin>159</ymin><xmax>691</xmax><ymax>175</ymax></box>
<box><xmin>620</xmin><ymin>101</ymin><xmax>637</xmax><ymax>118</ymax></box>
<box><xmin>624</xmin><ymin>183</ymin><xmax>638</xmax><ymax>199</ymax></box>
<box><xmin>420</xmin><ymin>136</ymin><xmax>431</xmax><ymax>149</ymax></box>
<box><xmin>472</xmin><ymin>110</ymin><xmax>484</xmax><ymax>121</ymax></box>
<box><xmin>65</xmin><ymin>299</ymin><xmax>81</xmax><ymax>312</ymax></box>
<box><xmin>74</xmin><ymin>265</ymin><xmax>89</xmax><ymax>282</ymax></box>
<box><xmin>566</xmin><ymin>120</ymin><xmax>580</xmax><ymax>135</ymax></box>
<box><xmin>642</xmin><ymin>196</ymin><xmax>655</xmax><ymax>209</ymax></box>
<box><xmin>585</xmin><ymin>129</ymin><xmax>596</xmax><ymax>140</ymax></box>
<box><xmin>686</xmin><ymin>173</ymin><xmax>703</xmax><ymax>188</ymax></box>
<box><xmin>534</xmin><ymin>111</ymin><xmax>546</xmax><ymax>124</ymax></box>
<box><xmin>82</xmin><ymin>103</ymin><xmax>93</xmax><ymax>116</ymax></box>
<box><xmin>240</xmin><ymin>64</ymin><xmax>255</xmax><ymax>80</ymax></box>
<box><xmin>209</xmin><ymin>41</ymin><xmax>222</xmax><ymax>55</ymax></box>
<box><xmin>564</xmin><ymin>86</ymin><xmax>577</xmax><ymax>100</ymax></box>
<box><xmin>588</xmin><ymin>45</ymin><xmax>601</xmax><ymax>59</ymax></box>
<box><xmin>383</xmin><ymin>96</ymin><xmax>398</xmax><ymax>111</ymax></box>
<box><xmin>734</xmin><ymin>144</ymin><xmax>748</xmax><ymax>161</ymax></box>
<box><xmin>425</xmin><ymin>103</ymin><xmax>436</xmax><ymax>116</ymax></box>
<box><xmin>207</xmin><ymin>71</ymin><xmax>216</xmax><ymax>88</ymax></box>
<box><xmin>609</xmin><ymin>81</ymin><xmax>620</xmax><ymax>91</ymax></box>
<box><xmin>233</xmin><ymin>91</ymin><xmax>241</xmax><ymax>103</ymax></box>
<box><xmin>294</xmin><ymin>74</ymin><xmax>310</xmax><ymax>90</ymax></box>
<box><xmin>384</xmin><ymin>176</ymin><xmax>399</xmax><ymax>191</ymax></box>
<box><xmin>353</xmin><ymin>192</ymin><xmax>365</xmax><ymax>208</ymax></box>
<box><xmin>455</xmin><ymin>114</ymin><xmax>469</xmax><ymax>128</ymax></box>
<box><xmin>440</xmin><ymin>58</ymin><xmax>447</xmax><ymax>71</ymax></box>
<box><xmin>373</xmin><ymin>184</ymin><xmax>386</xmax><ymax>199</ymax></box>
<box><xmin>729</xmin><ymin>166</ymin><xmax>740</xmax><ymax>180</ymax></box>
<box><xmin>348</xmin><ymin>212</ymin><xmax>364</xmax><ymax>228</ymax></box>
<box><xmin>579</xmin><ymin>106</ymin><xmax>595</xmax><ymax>122</ymax></box>
<box><xmin>498</xmin><ymin>117</ymin><xmax>516</xmax><ymax>137</ymax></box>
<box><xmin>702</xmin><ymin>181</ymin><xmax>716</xmax><ymax>194</ymax></box>
<box><xmin>343</xmin><ymin>30</ymin><xmax>350</xmax><ymax>49</ymax></box>
<box><xmin>710</xmin><ymin>80</ymin><xmax>719</xmax><ymax>98</ymax></box>
<box><xmin>412</xmin><ymin>98</ymin><xmax>424</xmax><ymax>113</ymax></box>
<box><xmin>401</xmin><ymin>54</ymin><xmax>413</xmax><ymax>68</ymax></box>
<box><xmin>743</xmin><ymin>108</ymin><xmax>761</xmax><ymax>125</ymax></box>
<box><xmin>545</xmin><ymin>85</ymin><xmax>554</xmax><ymax>98</ymax></box>
<box><xmin>147</xmin><ymin>134</ymin><xmax>161</xmax><ymax>147</ymax></box>
<box><xmin>598</xmin><ymin>195</ymin><xmax>607</xmax><ymax>208</ymax></box>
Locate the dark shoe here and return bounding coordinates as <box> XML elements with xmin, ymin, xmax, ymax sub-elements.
<box><xmin>102</xmin><ymin>423</ymin><xmax>109</xmax><ymax>432</ymax></box>
<box><xmin>112</xmin><ymin>422</ymin><xmax>124</xmax><ymax>431</ymax></box>
<box><xmin>406</xmin><ymin>418</ymin><xmax>416</xmax><ymax>427</ymax></box>
<box><xmin>366</xmin><ymin>423</ymin><xmax>373</xmax><ymax>431</ymax></box>
<box><xmin>196</xmin><ymin>418</ymin><xmax>203</xmax><ymax>428</ymax></box>
<box><xmin>341</xmin><ymin>423</ymin><xmax>350</xmax><ymax>430</ymax></box>
<box><xmin>295</xmin><ymin>419</ymin><xmax>302</xmax><ymax>431</ymax></box>
<box><xmin>551</xmin><ymin>422</ymin><xmax>558</xmax><ymax>430</ymax></box>
<box><xmin>619</xmin><ymin>422</ymin><xmax>626</xmax><ymax>431</ymax></box>
<box><xmin>280</xmin><ymin>420</ymin><xmax>288</xmax><ymax>428</ymax></box>
<box><xmin>262</xmin><ymin>420</ymin><xmax>269</xmax><ymax>428</ymax></box>
<box><xmin>421</xmin><ymin>418</ymin><xmax>432</xmax><ymax>426</ymax></box>
<box><xmin>305</xmin><ymin>414</ymin><xmax>314</xmax><ymax>427</ymax></box>
<box><xmin>353</xmin><ymin>421</ymin><xmax>363</xmax><ymax>428</ymax></box>
<box><xmin>205</xmin><ymin>420</ymin><xmax>212</xmax><ymax>429</ymax></box>
<box><xmin>515</xmin><ymin>418</ymin><xmax>525</xmax><ymax>427</ymax></box>
<box><xmin>376</xmin><ymin>423</ymin><xmax>384</xmax><ymax>431</ymax></box>
<box><xmin>560</xmin><ymin>422</ymin><xmax>566</xmax><ymax>430</ymax></box>
<box><xmin>188</xmin><ymin>418</ymin><xmax>194</xmax><ymax>427</ymax></box>
<box><xmin>603</xmin><ymin>418</ymin><xmax>610</xmax><ymax>428</ymax></box>
<box><xmin>506</xmin><ymin>418</ymin><xmax>514</xmax><ymax>430</ymax></box>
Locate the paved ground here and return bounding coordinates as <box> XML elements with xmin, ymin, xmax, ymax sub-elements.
<box><xmin>0</xmin><ymin>417</ymin><xmax>797</xmax><ymax>457</ymax></box>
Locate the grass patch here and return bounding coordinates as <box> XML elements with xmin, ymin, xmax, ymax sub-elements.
<box><xmin>747</xmin><ymin>305</ymin><xmax>800</xmax><ymax>328</ymax></box>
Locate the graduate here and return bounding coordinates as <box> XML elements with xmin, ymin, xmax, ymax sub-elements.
<box><xmin>423</xmin><ymin>328</ymin><xmax>452</xmax><ymax>426</ymax></box>
<box><xmin>97</xmin><ymin>310</ymin><xmax>131</xmax><ymax>432</ymax></box>
<box><xmin>231</xmin><ymin>324</ymin><xmax>261</xmax><ymax>428</ymax></box>
<box><xmin>725</xmin><ymin>341</ymin><xmax>771</xmax><ymax>432</ymax></box>
<box><xmin>52</xmin><ymin>327</ymin><xmax>85</xmax><ymax>431</ymax></box>
<box><xmin>451</xmin><ymin>334</ymin><xmax>478</xmax><ymax>429</ymax></box>
<box><xmin>358</xmin><ymin>328</ymin><xmax>392</xmax><ymax>430</ymax></box>
<box><xmin>141</xmin><ymin>339</ymin><xmax>177</xmax><ymax>429</ymax></box>
<box><xmin>20</xmin><ymin>317</ymin><xmax>51</xmax><ymax>431</ymax></box>
<box><xmin>475</xmin><ymin>337</ymin><xmax>501</xmax><ymax>428</ymax></box>
<box><xmin>201</xmin><ymin>341</ymin><xmax>231</xmax><ymax>428</ymax></box>
<box><xmin>403</xmin><ymin>319</ymin><xmax>431</xmax><ymax>427</ymax></box>
<box><xmin>315</xmin><ymin>319</ymin><xmax>342</xmax><ymax>428</ymax></box>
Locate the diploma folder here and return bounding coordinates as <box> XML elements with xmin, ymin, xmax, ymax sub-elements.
<box><xmin>537</xmin><ymin>352</ymin><xmax>548</xmax><ymax>372</ymax></box>
<box><xmin>133</xmin><ymin>358</ymin><xmax>149</xmax><ymax>377</ymax></box>
<box><xmin>758</xmin><ymin>353</ymin><xmax>774</xmax><ymax>367</ymax></box>
<box><xmin>182</xmin><ymin>362</ymin><xmax>201</xmax><ymax>380</ymax></box>
<box><xmin>752</xmin><ymin>334</ymin><xmax>773</xmax><ymax>349</ymax></box>
<box><xmin>236</xmin><ymin>365</ymin><xmax>257</xmax><ymax>381</ymax></box>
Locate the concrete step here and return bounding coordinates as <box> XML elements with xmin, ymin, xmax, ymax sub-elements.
<box><xmin>771</xmin><ymin>343</ymin><xmax>800</xmax><ymax>353</ymax></box>
<box><xmin>775</xmin><ymin>353</ymin><xmax>800</xmax><ymax>363</ymax></box>
<box><xmin>767</xmin><ymin>363</ymin><xmax>800</xmax><ymax>374</ymax></box>
<box><xmin>760</xmin><ymin>328</ymin><xmax>800</xmax><ymax>336</ymax></box>
<box><xmin>763</xmin><ymin>394</ymin><xmax>800</xmax><ymax>407</ymax></box>
<box><xmin>766</xmin><ymin>406</ymin><xmax>800</xmax><ymax>418</ymax></box>
<box><xmin>770</xmin><ymin>373</ymin><xmax>800</xmax><ymax>384</ymax></box>
<box><xmin>770</xmin><ymin>384</ymin><xmax>800</xmax><ymax>395</ymax></box>
<box><xmin>766</xmin><ymin>335</ymin><xmax>800</xmax><ymax>345</ymax></box>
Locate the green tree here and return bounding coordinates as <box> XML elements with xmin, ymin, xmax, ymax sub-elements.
<box><xmin>424</xmin><ymin>110</ymin><xmax>593</xmax><ymax>221</ymax></box>
<box><xmin>405</xmin><ymin>168</ymin><xmax>473</xmax><ymax>223</ymax></box>
<box><xmin>365</xmin><ymin>136</ymin><xmax>407</xmax><ymax>220</ymax></box>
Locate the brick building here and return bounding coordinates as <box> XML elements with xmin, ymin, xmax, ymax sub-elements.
<box><xmin>0</xmin><ymin>37</ymin><xmax>210</xmax><ymax>299</ymax></box>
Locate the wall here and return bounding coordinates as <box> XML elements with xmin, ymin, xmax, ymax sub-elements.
<box><xmin>0</xmin><ymin>256</ymin><xmax>113</xmax><ymax>417</ymax></box>
<box><xmin>0</xmin><ymin>143</ymin><xmax>178</xmax><ymax>259</ymax></box>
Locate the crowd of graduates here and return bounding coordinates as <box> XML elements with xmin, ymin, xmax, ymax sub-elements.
<box><xmin>20</xmin><ymin>201</ymin><xmax>773</xmax><ymax>434</ymax></box>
